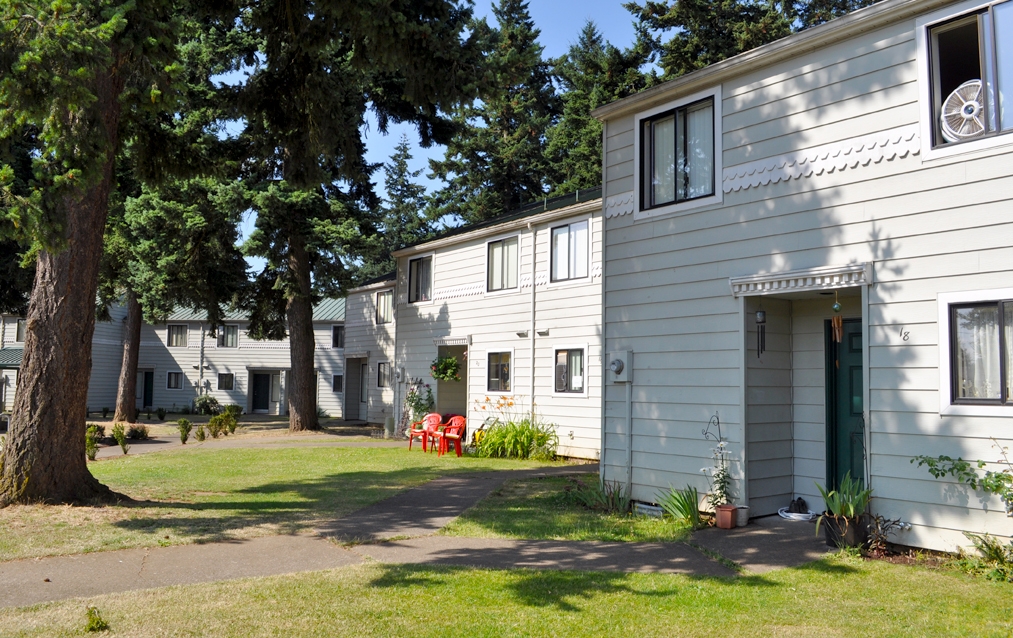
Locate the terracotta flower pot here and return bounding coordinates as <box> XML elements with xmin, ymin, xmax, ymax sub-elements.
<box><xmin>715</xmin><ymin>504</ymin><xmax>737</xmax><ymax>529</ymax></box>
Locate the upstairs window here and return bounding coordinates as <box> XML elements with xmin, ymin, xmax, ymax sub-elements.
<box><xmin>554</xmin><ymin>349</ymin><xmax>585</xmax><ymax>393</ymax></box>
<box><xmin>167</xmin><ymin>325</ymin><xmax>188</xmax><ymax>348</ymax></box>
<box><xmin>550</xmin><ymin>221</ymin><xmax>589</xmax><ymax>282</ymax></box>
<box><xmin>950</xmin><ymin>301</ymin><xmax>1013</xmax><ymax>404</ymax></box>
<box><xmin>929</xmin><ymin>2</ymin><xmax>1013</xmax><ymax>147</ymax></box>
<box><xmin>217</xmin><ymin>325</ymin><xmax>238</xmax><ymax>348</ymax></box>
<box><xmin>487</xmin><ymin>237</ymin><xmax>519</xmax><ymax>292</ymax></box>
<box><xmin>15</xmin><ymin>319</ymin><xmax>25</xmax><ymax>343</ymax></box>
<box><xmin>331</xmin><ymin>325</ymin><xmax>345</xmax><ymax>349</ymax></box>
<box><xmin>376</xmin><ymin>291</ymin><xmax>393</xmax><ymax>324</ymax></box>
<box><xmin>408</xmin><ymin>256</ymin><xmax>432</xmax><ymax>303</ymax></box>
<box><xmin>641</xmin><ymin>97</ymin><xmax>715</xmax><ymax>211</ymax></box>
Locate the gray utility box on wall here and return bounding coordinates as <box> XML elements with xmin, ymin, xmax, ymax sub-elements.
<box><xmin>608</xmin><ymin>351</ymin><xmax>632</xmax><ymax>384</ymax></box>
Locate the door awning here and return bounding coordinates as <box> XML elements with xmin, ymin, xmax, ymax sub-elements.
<box><xmin>729</xmin><ymin>263</ymin><xmax>871</xmax><ymax>298</ymax></box>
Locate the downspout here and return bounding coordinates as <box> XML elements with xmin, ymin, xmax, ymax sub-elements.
<box><xmin>199</xmin><ymin>324</ymin><xmax>206</xmax><ymax>397</ymax></box>
<box><xmin>599</xmin><ymin>119</ymin><xmax>608</xmax><ymax>483</ymax></box>
<box><xmin>528</xmin><ymin>222</ymin><xmax>536</xmax><ymax>422</ymax></box>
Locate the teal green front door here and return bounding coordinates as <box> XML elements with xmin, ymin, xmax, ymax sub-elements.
<box><xmin>827</xmin><ymin>318</ymin><xmax>864</xmax><ymax>488</ymax></box>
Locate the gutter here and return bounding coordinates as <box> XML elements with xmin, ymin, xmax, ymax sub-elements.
<box><xmin>591</xmin><ymin>0</ymin><xmax>954</xmax><ymax>121</ymax></box>
<box><xmin>393</xmin><ymin>199</ymin><xmax>602</xmax><ymax>258</ymax></box>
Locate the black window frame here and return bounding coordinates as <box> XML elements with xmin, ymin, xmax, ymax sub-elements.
<box><xmin>550</xmin><ymin>221</ymin><xmax>590</xmax><ymax>283</ymax></box>
<box><xmin>217</xmin><ymin>325</ymin><xmax>238</xmax><ymax>348</ymax></box>
<box><xmin>927</xmin><ymin>2</ymin><xmax>1013</xmax><ymax>148</ymax></box>
<box><xmin>949</xmin><ymin>300</ymin><xmax>1013</xmax><ymax>405</ymax></box>
<box><xmin>554</xmin><ymin>348</ymin><xmax>585</xmax><ymax>394</ymax></box>
<box><xmin>487</xmin><ymin>352</ymin><xmax>511</xmax><ymax>393</ymax></box>
<box><xmin>167</xmin><ymin>324</ymin><xmax>188</xmax><ymax>348</ymax></box>
<box><xmin>218</xmin><ymin>373</ymin><xmax>235</xmax><ymax>391</ymax></box>
<box><xmin>167</xmin><ymin>371</ymin><xmax>184</xmax><ymax>390</ymax></box>
<box><xmin>332</xmin><ymin>374</ymin><xmax>343</xmax><ymax>393</ymax></box>
<box><xmin>408</xmin><ymin>256</ymin><xmax>432</xmax><ymax>304</ymax></box>
<box><xmin>639</xmin><ymin>96</ymin><xmax>716</xmax><ymax>212</ymax></box>
<box><xmin>331</xmin><ymin>325</ymin><xmax>345</xmax><ymax>349</ymax></box>
<box><xmin>376</xmin><ymin>290</ymin><xmax>393</xmax><ymax>324</ymax></box>
<box><xmin>486</xmin><ymin>236</ymin><xmax>519</xmax><ymax>292</ymax></box>
<box><xmin>377</xmin><ymin>362</ymin><xmax>391</xmax><ymax>388</ymax></box>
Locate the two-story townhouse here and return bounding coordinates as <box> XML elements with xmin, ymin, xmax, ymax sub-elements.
<box><xmin>2</xmin><ymin>298</ymin><xmax>345</xmax><ymax>417</ymax></box>
<box><xmin>342</xmin><ymin>273</ymin><xmax>397</xmax><ymax>425</ymax></box>
<box><xmin>595</xmin><ymin>0</ymin><xmax>1013</xmax><ymax>550</ymax></box>
<box><xmin>392</xmin><ymin>190</ymin><xmax>604</xmax><ymax>460</ymax></box>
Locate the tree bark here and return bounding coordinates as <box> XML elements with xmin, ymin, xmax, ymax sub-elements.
<box><xmin>0</xmin><ymin>69</ymin><xmax>124</xmax><ymax>505</ymax></box>
<box><xmin>285</xmin><ymin>233</ymin><xmax>319</xmax><ymax>432</ymax></box>
<box><xmin>113</xmin><ymin>291</ymin><xmax>141</xmax><ymax>423</ymax></box>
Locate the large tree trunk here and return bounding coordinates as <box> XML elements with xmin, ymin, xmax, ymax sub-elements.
<box><xmin>285</xmin><ymin>234</ymin><xmax>318</xmax><ymax>432</ymax></box>
<box><xmin>0</xmin><ymin>70</ymin><xmax>124</xmax><ymax>505</ymax></box>
<box><xmin>113</xmin><ymin>291</ymin><xmax>141</xmax><ymax>423</ymax></box>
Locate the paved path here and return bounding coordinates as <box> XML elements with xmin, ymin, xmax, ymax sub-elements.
<box><xmin>0</xmin><ymin>462</ymin><xmax>828</xmax><ymax>608</ymax></box>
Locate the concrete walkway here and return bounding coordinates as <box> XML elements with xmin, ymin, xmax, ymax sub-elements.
<box><xmin>0</xmin><ymin>462</ymin><xmax>828</xmax><ymax>608</ymax></box>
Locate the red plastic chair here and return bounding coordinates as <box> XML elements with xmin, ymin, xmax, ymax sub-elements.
<box><xmin>408</xmin><ymin>413</ymin><xmax>442</xmax><ymax>451</ymax></box>
<box><xmin>435</xmin><ymin>416</ymin><xmax>466</xmax><ymax>457</ymax></box>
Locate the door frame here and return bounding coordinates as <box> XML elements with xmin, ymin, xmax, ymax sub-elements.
<box><xmin>251</xmin><ymin>372</ymin><xmax>272</xmax><ymax>413</ymax></box>
<box><xmin>824</xmin><ymin>317</ymin><xmax>865</xmax><ymax>489</ymax></box>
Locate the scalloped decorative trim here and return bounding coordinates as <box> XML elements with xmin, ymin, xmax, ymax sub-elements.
<box><xmin>722</xmin><ymin>124</ymin><xmax>920</xmax><ymax>193</ymax></box>
<box><xmin>605</xmin><ymin>192</ymin><xmax>634</xmax><ymax>218</ymax></box>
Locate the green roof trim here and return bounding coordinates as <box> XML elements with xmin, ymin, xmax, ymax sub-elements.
<box><xmin>165</xmin><ymin>298</ymin><xmax>345</xmax><ymax>323</ymax></box>
<box><xmin>0</xmin><ymin>348</ymin><xmax>23</xmax><ymax>368</ymax></box>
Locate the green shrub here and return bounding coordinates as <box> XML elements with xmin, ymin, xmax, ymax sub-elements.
<box><xmin>85</xmin><ymin>606</ymin><xmax>109</xmax><ymax>632</ymax></box>
<box><xmin>206</xmin><ymin>415</ymin><xmax>224</xmax><ymax>439</ymax></box>
<box><xmin>155</xmin><ymin>407</ymin><xmax>167</xmax><ymax>421</ymax></box>
<box><xmin>564</xmin><ymin>476</ymin><xmax>630</xmax><ymax>514</ymax></box>
<box><xmin>952</xmin><ymin>532</ymin><xmax>1013</xmax><ymax>582</ymax></box>
<box><xmin>177</xmin><ymin>418</ymin><xmax>192</xmax><ymax>444</ymax></box>
<box><xmin>111</xmin><ymin>424</ymin><xmax>129</xmax><ymax>455</ymax></box>
<box><xmin>193</xmin><ymin>395</ymin><xmax>221</xmax><ymax>415</ymax></box>
<box><xmin>475</xmin><ymin>419</ymin><xmax>558</xmax><ymax>460</ymax></box>
<box><xmin>656</xmin><ymin>485</ymin><xmax>703</xmax><ymax>529</ymax></box>
<box><xmin>223</xmin><ymin>404</ymin><xmax>242</xmax><ymax>419</ymax></box>
<box><xmin>194</xmin><ymin>423</ymin><xmax>207</xmax><ymax>442</ymax></box>
<box><xmin>126</xmin><ymin>424</ymin><xmax>150</xmax><ymax>440</ymax></box>
<box><xmin>88</xmin><ymin>424</ymin><xmax>106</xmax><ymax>440</ymax></box>
<box><xmin>85</xmin><ymin>425</ymin><xmax>101</xmax><ymax>461</ymax></box>
<box><xmin>222</xmin><ymin>413</ymin><xmax>237</xmax><ymax>434</ymax></box>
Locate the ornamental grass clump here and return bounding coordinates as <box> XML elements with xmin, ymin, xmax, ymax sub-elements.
<box><xmin>475</xmin><ymin>418</ymin><xmax>558</xmax><ymax>461</ymax></box>
<box><xmin>657</xmin><ymin>485</ymin><xmax>703</xmax><ymax>530</ymax></box>
<box><xmin>564</xmin><ymin>476</ymin><xmax>630</xmax><ymax>514</ymax></box>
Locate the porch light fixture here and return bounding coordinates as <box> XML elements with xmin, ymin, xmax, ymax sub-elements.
<box><xmin>755</xmin><ymin>310</ymin><xmax>766</xmax><ymax>358</ymax></box>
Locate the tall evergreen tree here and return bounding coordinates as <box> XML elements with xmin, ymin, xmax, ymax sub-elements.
<box><xmin>546</xmin><ymin>21</ymin><xmax>655</xmax><ymax>196</ymax></box>
<box><xmin>624</xmin><ymin>0</ymin><xmax>793</xmax><ymax>79</ymax></box>
<box><xmin>233</xmin><ymin>0</ymin><xmax>486</xmax><ymax>431</ymax></box>
<box><xmin>430</xmin><ymin>0</ymin><xmax>559</xmax><ymax>224</ymax></box>
<box><xmin>794</xmin><ymin>0</ymin><xmax>880</xmax><ymax>29</ymax></box>
<box><xmin>358</xmin><ymin>135</ymin><xmax>434</xmax><ymax>282</ymax></box>
<box><xmin>0</xmin><ymin>0</ymin><xmax>225</xmax><ymax>504</ymax></box>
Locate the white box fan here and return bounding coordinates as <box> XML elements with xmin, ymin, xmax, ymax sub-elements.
<box><xmin>940</xmin><ymin>79</ymin><xmax>988</xmax><ymax>142</ymax></box>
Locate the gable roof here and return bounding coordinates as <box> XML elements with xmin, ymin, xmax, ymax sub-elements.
<box><xmin>591</xmin><ymin>0</ymin><xmax>951</xmax><ymax>121</ymax></box>
<box><xmin>0</xmin><ymin>348</ymin><xmax>23</xmax><ymax>368</ymax></box>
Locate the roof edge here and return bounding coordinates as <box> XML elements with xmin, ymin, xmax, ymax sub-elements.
<box><xmin>592</xmin><ymin>0</ymin><xmax>951</xmax><ymax>121</ymax></box>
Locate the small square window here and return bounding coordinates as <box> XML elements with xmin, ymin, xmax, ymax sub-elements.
<box><xmin>167</xmin><ymin>325</ymin><xmax>188</xmax><ymax>348</ymax></box>
<box><xmin>332</xmin><ymin>325</ymin><xmax>345</xmax><ymax>349</ymax></box>
<box><xmin>641</xmin><ymin>97</ymin><xmax>715</xmax><ymax>211</ymax></box>
<box><xmin>167</xmin><ymin>371</ymin><xmax>184</xmax><ymax>390</ymax></box>
<box><xmin>408</xmin><ymin>257</ymin><xmax>432</xmax><ymax>303</ymax></box>
<box><xmin>376</xmin><ymin>291</ymin><xmax>393</xmax><ymax>324</ymax></box>
<box><xmin>218</xmin><ymin>373</ymin><xmax>235</xmax><ymax>391</ymax></box>
<box><xmin>554</xmin><ymin>349</ymin><xmax>585</xmax><ymax>393</ymax></box>
<box><xmin>332</xmin><ymin>374</ymin><xmax>343</xmax><ymax>393</ymax></box>
<box><xmin>487</xmin><ymin>352</ymin><xmax>511</xmax><ymax>392</ymax></box>
<box><xmin>377</xmin><ymin>363</ymin><xmax>391</xmax><ymax>388</ymax></box>
<box><xmin>550</xmin><ymin>221</ymin><xmax>589</xmax><ymax>282</ymax></box>
<box><xmin>487</xmin><ymin>237</ymin><xmax>519</xmax><ymax>292</ymax></box>
<box><xmin>217</xmin><ymin>325</ymin><xmax>238</xmax><ymax>348</ymax></box>
<box><xmin>14</xmin><ymin>319</ymin><xmax>25</xmax><ymax>343</ymax></box>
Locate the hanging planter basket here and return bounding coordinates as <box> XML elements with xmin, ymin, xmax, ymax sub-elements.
<box><xmin>431</xmin><ymin>356</ymin><xmax>461</xmax><ymax>382</ymax></box>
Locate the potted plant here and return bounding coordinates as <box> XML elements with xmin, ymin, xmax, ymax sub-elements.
<box><xmin>815</xmin><ymin>471</ymin><xmax>872</xmax><ymax>548</ymax></box>
<box><xmin>430</xmin><ymin>355</ymin><xmax>461</xmax><ymax>382</ymax></box>
<box><xmin>704</xmin><ymin>438</ymin><xmax>737</xmax><ymax>529</ymax></box>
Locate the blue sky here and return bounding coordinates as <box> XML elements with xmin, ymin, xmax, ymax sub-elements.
<box><xmin>240</xmin><ymin>0</ymin><xmax>640</xmax><ymax>265</ymax></box>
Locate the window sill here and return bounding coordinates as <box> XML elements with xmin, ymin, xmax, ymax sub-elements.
<box><xmin>941</xmin><ymin>403</ymin><xmax>1013</xmax><ymax>417</ymax></box>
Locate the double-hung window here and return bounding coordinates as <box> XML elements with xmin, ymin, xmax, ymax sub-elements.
<box><xmin>554</xmin><ymin>349</ymin><xmax>585</xmax><ymax>393</ymax></box>
<box><xmin>408</xmin><ymin>257</ymin><xmax>432</xmax><ymax>303</ymax></box>
<box><xmin>376</xmin><ymin>291</ymin><xmax>393</xmax><ymax>324</ymax></box>
<box><xmin>377</xmin><ymin>362</ymin><xmax>391</xmax><ymax>388</ymax></box>
<box><xmin>487</xmin><ymin>352</ymin><xmax>511</xmax><ymax>392</ymax></box>
<box><xmin>641</xmin><ymin>97</ymin><xmax>715</xmax><ymax>211</ymax></box>
<box><xmin>927</xmin><ymin>1</ymin><xmax>1013</xmax><ymax>147</ymax></box>
<box><xmin>331</xmin><ymin>325</ymin><xmax>345</xmax><ymax>349</ymax></box>
<box><xmin>218</xmin><ymin>373</ymin><xmax>235</xmax><ymax>391</ymax></box>
<box><xmin>217</xmin><ymin>325</ymin><xmax>238</xmax><ymax>348</ymax></box>
<box><xmin>167</xmin><ymin>371</ymin><xmax>184</xmax><ymax>390</ymax></box>
<box><xmin>550</xmin><ymin>221</ymin><xmax>589</xmax><ymax>282</ymax></box>
<box><xmin>950</xmin><ymin>301</ymin><xmax>1013</xmax><ymax>404</ymax></box>
<box><xmin>167</xmin><ymin>325</ymin><xmax>188</xmax><ymax>348</ymax></box>
<box><xmin>14</xmin><ymin>319</ymin><xmax>25</xmax><ymax>343</ymax></box>
<box><xmin>332</xmin><ymin>374</ymin><xmax>343</xmax><ymax>393</ymax></box>
<box><xmin>487</xmin><ymin>237</ymin><xmax>519</xmax><ymax>292</ymax></box>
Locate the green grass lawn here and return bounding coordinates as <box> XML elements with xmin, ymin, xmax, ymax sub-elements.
<box><xmin>3</xmin><ymin>556</ymin><xmax>1011</xmax><ymax>637</ymax></box>
<box><xmin>442</xmin><ymin>475</ymin><xmax>692</xmax><ymax>543</ymax></box>
<box><xmin>0</xmin><ymin>447</ymin><xmax>555</xmax><ymax>561</ymax></box>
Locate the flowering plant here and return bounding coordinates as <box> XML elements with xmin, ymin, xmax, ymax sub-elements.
<box><xmin>430</xmin><ymin>355</ymin><xmax>461</xmax><ymax>382</ymax></box>
<box><xmin>701</xmin><ymin>414</ymin><xmax>734</xmax><ymax>508</ymax></box>
<box><xmin>404</xmin><ymin>382</ymin><xmax>435</xmax><ymax>420</ymax></box>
